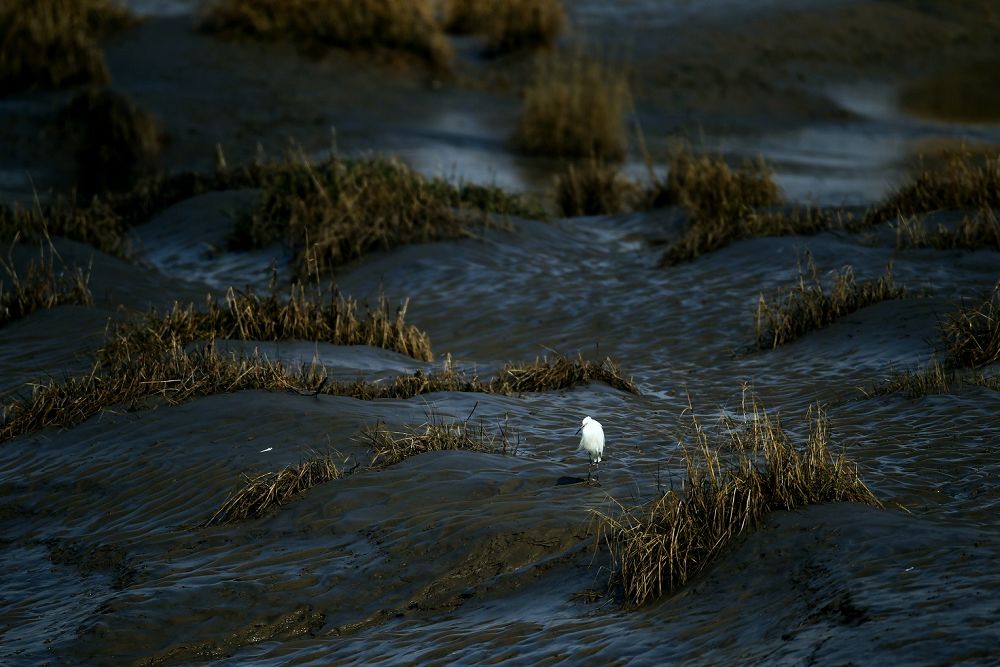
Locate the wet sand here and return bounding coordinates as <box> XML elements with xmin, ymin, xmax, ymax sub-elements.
<box><xmin>2</xmin><ymin>1</ymin><xmax>1000</xmax><ymax>665</ymax></box>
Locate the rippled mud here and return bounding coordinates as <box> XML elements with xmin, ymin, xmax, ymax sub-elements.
<box><xmin>3</xmin><ymin>1</ymin><xmax>1000</xmax><ymax>665</ymax></box>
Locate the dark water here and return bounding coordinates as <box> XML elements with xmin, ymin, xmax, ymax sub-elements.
<box><xmin>2</xmin><ymin>1</ymin><xmax>1000</xmax><ymax>665</ymax></box>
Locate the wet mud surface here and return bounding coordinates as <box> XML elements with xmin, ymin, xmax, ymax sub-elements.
<box><xmin>2</xmin><ymin>1</ymin><xmax>1000</xmax><ymax>665</ymax></box>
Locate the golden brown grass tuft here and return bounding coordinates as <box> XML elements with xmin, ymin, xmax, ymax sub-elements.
<box><xmin>514</xmin><ymin>53</ymin><xmax>629</xmax><ymax>161</ymax></box>
<box><xmin>199</xmin><ymin>0</ymin><xmax>452</xmax><ymax>69</ymax></box>
<box><xmin>0</xmin><ymin>249</ymin><xmax>92</xmax><ymax>327</ymax></box>
<box><xmin>366</xmin><ymin>418</ymin><xmax>517</xmax><ymax>468</ymax></box>
<box><xmin>0</xmin><ymin>344</ymin><xmax>327</xmax><ymax>442</ymax></box>
<box><xmin>489</xmin><ymin>354</ymin><xmax>639</xmax><ymax>395</ymax></box>
<box><xmin>554</xmin><ymin>157</ymin><xmax>633</xmax><ymax>217</ymax></box>
<box><xmin>444</xmin><ymin>0</ymin><xmax>565</xmax><ymax>55</ymax></box>
<box><xmin>207</xmin><ymin>454</ymin><xmax>342</xmax><ymax>526</ymax></box>
<box><xmin>867</xmin><ymin>148</ymin><xmax>1000</xmax><ymax>224</ymax></box>
<box><xmin>57</xmin><ymin>88</ymin><xmax>166</xmax><ymax>193</ymax></box>
<box><xmin>754</xmin><ymin>256</ymin><xmax>905</xmax><ymax>350</ymax></box>
<box><xmin>648</xmin><ymin>148</ymin><xmax>826</xmax><ymax>266</ymax></box>
<box><xmin>229</xmin><ymin>151</ymin><xmax>542</xmax><ymax>275</ymax></box>
<box><xmin>859</xmin><ymin>359</ymin><xmax>999</xmax><ymax>399</ymax></box>
<box><xmin>105</xmin><ymin>281</ymin><xmax>434</xmax><ymax>362</ymax></box>
<box><xmin>940</xmin><ymin>282</ymin><xmax>1000</xmax><ymax>369</ymax></box>
<box><xmin>0</xmin><ymin>0</ymin><xmax>134</xmax><ymax>94</ymax></box>
<box><xmin>596</xmin><ymin>392</ymin><xmax>882</xmax><ymax>607</ymax></box>
<box><xmin>894</xmin><ymin>208</ymin><xmax>1000</xmax><ymax>251</ymax></box>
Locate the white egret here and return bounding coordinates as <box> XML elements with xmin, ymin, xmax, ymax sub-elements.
<box><xmin>576</xmin><ymin>416</ymin><xmax>605</xmax><ymax>481</ymax></box>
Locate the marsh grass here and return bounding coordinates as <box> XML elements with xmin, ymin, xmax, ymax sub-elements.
<box><xmin>104</xmin><ymin>281</ymin><xmax>435</xmax><ymax>362</ymax></box>
<box><xmin>940</xmin><ymin>282</ymin><xmax>1000</xmax><ymax>369</ymax></box>
<box><xmin>207</xmin><ymin>454</ymin><xmax>342</xmax><ymax>526</ymax></box>
<box><xmin>229</xmin><ymin>151</ymin><xmax>541</xmax><ymax>275</ymax></box>
<box><xmin>859</xmin><ymin>359</ymin><xmax>1000</xmax><ymax>399</ymax></box>
<box><xmin>366</xmin><ymin>417</ymin><xmax>517</xmax><ymax>468</ymax></box>
<box><xmin>0</xmin><ymin>344</ymin><xmax>327</xmax><ymax>442</ymax></box>
<box><xmin>490</xmin><ymin>354</ymin><xmax>639</xmax><ymax>395</ymax></box>
<box><xmin>867</xmin><ymin>148</ymin><xmax>1000</xmax><ymax>224</ymax></box>
<box><xmin>754</xmin><ymin>256</ymin><xmax>905</xmax><ymax>350</ymax></box>
<box><xmin>648</xmin><ymin>149</ymin><xmax>834</xmax><ymax>266</ymax></box>
<box><xmin>596</xmin><ymin>392</ymin><xmax>882</xmax><ymax>607</ymax></box>
<box><xmin>57</xmin><ymin>88</ymin><xmax>166</xmax><ymax>193</ymax></box>
<box><xmin>1</xmin><ymin>346</ymin><xmax>636</xmax><ymax>442</ymax></box>
<box><xmin>894</xmin><ymin>209</ymin><xmax>1000</xmax><ymax>251</ymax></box>
<box><xmin>207</xmin><ymin>417</ymin><xmax>515</xmax><ymax>525</ymax></box>
<box><xmin>514</xmin><ymin>53</ymin><xmax>629</xmax><ymax>161</ymax></box>
<box><xmin>554</xmin><ymin>158</ymin><xmax>633</xmax><ymax>217</ymax></box>
<box><xmin>444</xmin><ymin>0</ymin><xmax>565</xmax><ymax>55</ymax></box>
<box><xmin>0</xmin><ymin>250</ymin><xmax>92</xmax><ymax>327</ymax></box>
<box><xmin>1</xmin><ymin>152</ymin><xmax>540</xmax><ymax>266</ymax></box>
<box><xmin>200</xmin><ymin>0</ymin><xmax>451</xmax><ymax>69</ymax></box>
<box><xmin>0</xmin><ymin>0</ymin><xmax>134</xmax><ymax>94</ymax></box>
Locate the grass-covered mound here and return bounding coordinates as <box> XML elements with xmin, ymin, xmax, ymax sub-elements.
<box><xmin>105</xmin><ymin>282</ymin><xmax>435</xmax><ymax>362</ymax></box>
<box><xmin>444</xmin><ymin>0</ymin><xmax>565</xmax><ymax>55</ymax></box>
<box><xmin>228</xmin><ymin>152</ymin><xmax>541</xmax><ymax>275</ymax></box>
<box><xmin>57</xmin><ymin>88</ymin><xmax>166</xmax><ymax>193</ymax></box>
<box><xmin>514</xmin><ymin>53</ymin><xmax>629</xmax><ymax>161</ymax></box>
<box><xmin>597</xmin><ymin>394</ymin><xmax>882</xmax><ymax>607</ymax></box>
<box><xmin>867</xmin><ymin>149</ymin><xmax>1000</xmax><ymax>225</ymax></box>
<box><xmin>0</xmin><ymin>152</ymin><xmax>542</xmax><ymax>267</ymax></box>
<box><xmin>0</xmin><ymin>0</ymin><xmax>134</xmax><ymax>95</ymax></box>
<box><xmin>1</xmin><ymin>250</ymin><xmax>92</xmax><ymax>328</ymax></box>
<box><xmin>206</xmin><ymin>418</ymin><xmax>516</xmax><ymax>525</ymax></box>
<box><xmin>200</xmin><ymin>0</ymin><xmax>452</xmax><ymax>69</ymax></box>
<box><xmin>894</xmin><ymin>209</ymin><xmax>1000</xmax><ymax>251</ymax></box>
<box><xmin>1</xmin><ymin>342</ymin><xmax>637</xmax><ymax>442</ymax></box>
<box><xmin>941</xmin><ymin>282</ymin><xmax>1000</xmax><ymax>369</ymax></box>
<box><xmin>366</xmin><ymin>418</ymin><xmax>517</xmax><ymax>468</ymax></box>
<box><xmin>648</xmin><ymin>149</ymin><xmax>844</xmax><ymax>267</ymax></box>
<box><xmin>207</xmin><ymin>454</ymin><xmax>343</xmax><ymax>525</ymax></box>
<box><xmin>754</xmin><ymin>258</ymin><xmax>905</xmax><ymax>350</ymax></box>
<box><xmin>860</xmin><ymin>360</ymin><xmax>999</xmax><ymax>399</ymax></box>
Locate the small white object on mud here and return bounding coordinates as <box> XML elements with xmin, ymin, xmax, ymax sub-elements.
<box><xmin>577</xmin><ymin>416</ymin><xmax>605</xmax><ymax>481</ymax></box>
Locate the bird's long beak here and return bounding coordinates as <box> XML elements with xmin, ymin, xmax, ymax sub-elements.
<box><xmin>575</xmin><ymin>426</ymin><xmax>583</xmax><ymax>435</ymax></box>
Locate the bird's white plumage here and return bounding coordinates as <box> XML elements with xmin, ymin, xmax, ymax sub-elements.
<box><xmin>577</xmin><ymin>416</ymin><xmax>605</xmax><ymax>465</ymax></box>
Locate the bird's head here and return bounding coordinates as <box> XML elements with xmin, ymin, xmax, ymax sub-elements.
<box><xmin>576</xmin><ymin>416</ymin><xmax>592</xmax><ymax>435</ymax></box>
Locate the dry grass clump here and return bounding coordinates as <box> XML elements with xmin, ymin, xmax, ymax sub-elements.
<box><xmin>867</xmin><ymin>148</ymin><xmax>1000</xmax><ymax>224</ymax></box>
<box><xmin>514</xmin><ymin>53</ymin><xmax>629</xmax><ymax>161</ymax></box>
<box><xmin>648</xmin><ymin>149</ymin><xmax>829</xmax><ymax>266</ymax></box>
<box><xmin>894</xmin><ymin>209</ymin><xmax>1000</xmax><ymax>251</ymax></box>
<box><xmin>207</xmin><ymin>455</ymin><xmax>341</xmax><ymax>526</ymax></box>
<box><xmin>57</xmin><ymin>88</ymin><xmax>166</xmax><ymax>193</ymax></box>
<box><xmin>366</xmin><ymin>418</ymin><xmax>516</xmax><ymax>468</ymax></box>
<box><xmin>490</xmin><ymin>354</ymin><xmax>639</xmax><ymax>395</ymax></box>
<box><xmin>1</xmin><ymin>344</ymin><xmax>637</xmax><ymax>441</ymax></box>
<box><xmin>105</xmin><ymin>282</ymin><xmax>434</xmax><ymax>362</ymax></box>
<box><xmin>554</xmin><ymin>158</ymin><xmax>633</xmax><ymax>217</ymax></box>
<box><xmin>0</xmin><ymin>0</ymin><xmax>134</xmax><ymax>94</ymax></box>
<box><xmin>444</xmin><ymin>0</ymin><xmax>565</xmax><ymax>55</ymax></box>
<box><xmin>0</xmin><ymin>344</ymin><xmax>326</xmax><ymax>442</ymax></box>
<box><xmin>207</xmin><ymin>417</ymin><xmax>515</xmax><ymax>525</ymax></box>
<box><xmin>860</xmin><ymin>359</ymin><xmax>999</xmax><ymax>399</ymax></box>
<box><xmin>596</xmin><ymin>393</ymin><xmax>882</xmax><ymax>607</ymax></box>
<box><xmin>755</xmin><ymin>257</ymin><xmax>905</xmax><ymax>350</ymax></box>
<box><xmin>940</xmin><ymin>282</ymin><xmax>1000</xmax><ymax>369</ymax></box>
<box><xmin>228</xmin><ymin>152</ymin><xmax>539</xmax><ymax>275</ymax></box>
<box><xmin>199</xmin><ymin>0</ymin><xmax>451</xmax><ymax>69</ymax></box>
<box><xmin>1</xmin><ymin>251</ymin><xmax>92</xmax><ymax>327</ymax></box>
